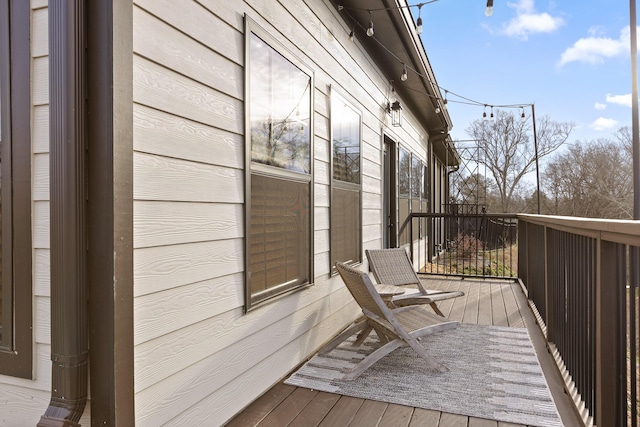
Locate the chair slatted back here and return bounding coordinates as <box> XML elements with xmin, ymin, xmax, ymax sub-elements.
<box><xmin>335</xmin><ymin>262</ymin><xmax>388</xmax><ymax>320</ymax></box>
<box><xmin>366</xmin><ymin>248</ymin><xmax>424</xmax><ymax>290</ymax></box>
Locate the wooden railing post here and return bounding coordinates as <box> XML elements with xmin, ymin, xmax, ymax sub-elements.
<box><xmin>544</xmin><ymin>226</ymin><xmax>554</xmax><ymax>342</ymax></box>
<box><xmin>595</xmin><ymin>238</ymin><xmax>622</xmax><ymax>426</ymax></box>
<box><xmin>518</xmin><ymin>220</ymin><xmax>528</xmax><ymax>286</ymax></box>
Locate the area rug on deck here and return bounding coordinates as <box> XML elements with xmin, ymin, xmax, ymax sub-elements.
<box><xmin>285</xmin><ymin>323</ymin><xmax>562</xmax><ymax>427</ymax></box>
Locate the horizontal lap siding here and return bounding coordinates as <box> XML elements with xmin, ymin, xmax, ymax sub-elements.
<box><xmin>129</xmin><ymin>1</ymin><xmax>232</xmax><ymax>417</ymax></box>
<box><xmin>132</xmin><ymin>0</ymin><xmax>427</xmax><ymax>424</ymax></box>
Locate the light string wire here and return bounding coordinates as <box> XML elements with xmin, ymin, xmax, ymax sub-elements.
<box><xmin>337</xmin><ymin>2</ymin><xmax>534</xmax><ymax>112</ymax></box>
<box><xmin>338</xmin><ymin>0</ymin><xmax>440</xmax><ymax>13</ymax></box>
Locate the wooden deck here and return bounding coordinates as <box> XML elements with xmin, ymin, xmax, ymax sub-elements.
<box><xmin>225</xmin><ymin>277</ymin><xmax>582</xmax><ymax>427</ymax></box>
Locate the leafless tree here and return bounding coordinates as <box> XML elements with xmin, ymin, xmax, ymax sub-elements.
<box><xmin>542</xmin><ymin>130</ymin><xmax>633</xmax><ymax>219</ymax></box>
<box><xmin>465</xmin><ymin>109</ymin><xmax>574</xmax><ymax>212</ymax></box>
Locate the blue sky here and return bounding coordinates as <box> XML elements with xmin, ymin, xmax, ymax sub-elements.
<box><xmin>409</xmin><ymin>0</ymin><xmax>635</xmax><ymax>143</ymax></box>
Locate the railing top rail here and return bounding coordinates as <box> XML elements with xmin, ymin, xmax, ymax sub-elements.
<box><xmin>409</xmin><ymin>212</ymin><xmax>518</xmax><ymax>219</ymax></box>
<box><xmin>517</xmin><ymin>214</ymin><xmax>640</xmax><ymax>245</ymax></box>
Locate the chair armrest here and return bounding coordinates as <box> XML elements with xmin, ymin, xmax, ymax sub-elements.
<box><xmin>391</xmin><ymin>290</ymin><xmax>464</xmax><ymax>306</ymax></box>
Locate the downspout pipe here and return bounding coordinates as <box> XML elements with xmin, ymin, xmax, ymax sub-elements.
<box><xmin>38</xmin><ymin>0</ymin><xmax>88</xmax><ymax>425</ymax></box>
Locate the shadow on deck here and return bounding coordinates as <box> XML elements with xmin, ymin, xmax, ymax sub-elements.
<box><xmin>225</xmin><ymin>277</ymin><xmax>582</xmax><ymax>427</ymax></box>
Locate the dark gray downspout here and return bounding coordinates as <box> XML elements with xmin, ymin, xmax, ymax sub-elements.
<box><xmin>38</xmin><ymin>0</ymin><xmax>88</xmax><ymax>426</ymax></box>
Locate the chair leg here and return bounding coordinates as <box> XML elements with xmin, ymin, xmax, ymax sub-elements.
<box><xmin>343</xmin><ymin>340</ymin><xmax>405</xmax><ymax>380</ymax></box>
<box><xmin>353</xmin><ymin>325</ymin><xmax>372</xmax><ymax>346</ymax></box>
<box><xmin>318</xmin><ymin>318</ymin><xmax>368</xmax><ymax>354</ymax></box>
<box><xmin>404</xmin><ymin>336</ymin><xmax>448</xmax><ymax>372</ymax></box>
<box><xmin>429</xmin><ymin>302</ymin><xmax>445</xmax><ymax>317</ymax></box>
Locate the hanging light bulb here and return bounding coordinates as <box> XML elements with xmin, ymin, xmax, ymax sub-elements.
<box><xmin>483</xmin><ymin>105</ymin><xmax>487</xmax><ymax>119</ymax></box>
<box><xmin>443</xmin><ymin>90</ymin><xmax>448</xmax><ymax>106</ymax></box>
<box><xmin>349</xmin><ymin>27</ymin><xmax>355</xmax><ymax>42</ymax></box>
<box><xmin>485</xmin><ymin>0</ymin><xmax>494</xmax><ymax>17</ymax></box>
<box><xmin>367</xmin><ymin>11</ymin><xmax>374</xmax><ymax>36</ymax></box>
<box><xmin>416</xmin><ymin>5</ymin><xmax>423</xmax><ymax>34</ymax></box>
<box><xmin>490</xmin><ymin>106</ymin><xmax>494</xmax><ymax>119</ymax></box>
<box><xmin>401</xmin><ymin>63</ymin><xmax>408</xmax><ymax>82</ymax></box>
<box><xmin>521</xmin><ymin>107</ymin><xmax>526</xmax><ymax>120</ymax></box>
<box><xmin>435</xmin><ymin>105</ymin><xmax>441</xmax><ymax>114</ymax></box>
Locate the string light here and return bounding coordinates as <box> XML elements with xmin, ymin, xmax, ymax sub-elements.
<box><xmin>401</xmin><ymin>63</ymin><xmax>408</xmax><ymax>81</ymax></box>
<box><xmin>367</xmin><ymin>11</ymin><xmax>374</xmax><ymax>36</ymax></box>
<box><xmin>521</xmin><ymin>107</ymin><xmax>526</xmax><ymax>120</ymax></box>
<box><xmin>416</xmin><ymin>4</ymin><xmax>423</xmax><ymax>34</ymax></box>
<box><xmin>490</xmin><ymin>105</ymin><xmax>494</xmax><ymax>119</ymax></box>
<box><xmin>483</xmin><ymin>105</ymin><xmax>487</xmax><ymax>119</ymax></box>
<box><xmin>485</xmin><ymin>0</ymin><xmax>494</xmax><ymax>17</ymax></box>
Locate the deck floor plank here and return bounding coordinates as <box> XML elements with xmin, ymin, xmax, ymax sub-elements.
<box><xmin>288</xmin><ymin>391</ymin><xmax>340</xmax><ymax>427</ymax></box>
<box><xmin>490</xmin><ymin>281</ymin><xmax>509</xmax><ymax>327</ymax></box>
<box><xmin>469</xmin><ymin>416</ymin><xmax>499</xmax><ymax>426</ymax></box>
<box><xmin>317</xmin><ymin>396</ymin><xmax>364</xmax><ymax>427</ymax></box>
<box><xmin>408</xmin><ymin>408</ymin><xmax>441</xmax><ymax>426</ymax></box>
<box><xmin>349</xmin><ymin>399</ymin><xmax>388</xmax><ymax>427</ymax></box>
<box><xmin>502</xmin><ymin>282</ymin><xmax>525</xmax><ymax>328</ymax></box>
<box><xmin>378</xmin><ymin>403</ymin><xmax>413</xmax><ymax>427</ymax></box>
<box><xmin>258</xmin><ymin>387</ymin><xmax>318</xmax><ymax>427</ymax></box>
<box><xmin>447</xmin><ymin>280</ymin><xmax>471</xmax><ymax>323</ymax></box>
<box><xmin>439</xmin><ymin>412</ymin><xmax>469</xmax><ymax>427</ymax></box>
<box><xmin>224</xmin><ymin>382</ymin><xmax>296</xmax><ymax>427</ymax></box>
<box><xmin>462</xmin><ymin>280</ymin><xmax>481</xmax><ymax>324</ymax></box>
<box><xmin>477</xmin><ymin>282</ymin><xmax>494</xmax><ymax>326</ymax></box>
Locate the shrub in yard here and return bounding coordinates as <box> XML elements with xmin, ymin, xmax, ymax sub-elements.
<box><xmin>453</xmin><ymin>233</ymin><xmax>483</xmax><ymax>258</ymax></box>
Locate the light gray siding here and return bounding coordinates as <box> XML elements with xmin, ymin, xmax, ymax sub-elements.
<box><xmin>131</xmin><ymin>0</ymin><xmax>441</xmax><ymax>424</ymax></box>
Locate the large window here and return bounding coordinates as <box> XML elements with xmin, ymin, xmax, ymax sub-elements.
<box><xmin>245</xmin><ymin>18</ymin><xmax>313</xmax><ymax>310</ymax></box>
<box><xmin>0</xmin><ymin>0</ymin><xmax>33</xmax><ymax>378</ymax></box>
<box><xmin>330</xmin><ymin>90</ymin><xmax>361</xmax><ymax>272</ymax></box>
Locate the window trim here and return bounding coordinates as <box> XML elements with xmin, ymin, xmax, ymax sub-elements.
<box><xmin>329</xmin><ymin>87</ymin><xmax>363</xmax><ymax>274</ymax></box>
<box><xmin>244</xmin><ymin>16</ymin><xmax>315</xmax><ymax>311</ymax></box>
<box><xmin>0</xmin><ymin>0</ymin><xmax>33</xmax><ymax>379</ymax></box>
<box><xmin>398</xmin><ymin>146</ymin><xmax>412</xmax><ymax>246</ymax></box>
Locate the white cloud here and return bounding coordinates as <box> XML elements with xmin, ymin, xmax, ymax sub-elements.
<box><xmin>589</xmin><ymin>117</ymin><xmax>618</xmax><ymax>131</ymax></box>
<box><xmin>510</xmin><ymin>0</ymin><xmax>534</xmax><ymax>14</ymax></box>
<box><xmin>559</xmin><ymin>26</ymin><xmax>631</xmax><ymax>66</ymax></box>
<box><xmin>500</xmin><ymin>0</ymin><xmax>565</xmax><ymax>40</ymax></box>
<box><xmin>594</xmin><ymin>102</ymin><xmax>607</xmax><ymax>110</ymax></box>
<box><xmin>605</xmin><ymin>93</ymin><xmax>632</xmax><ymax>107</ymax></box>
<box><xmin>588</xmin><ymin>25</ymin><xmax>606</xmax><ymax>37</ymax></box>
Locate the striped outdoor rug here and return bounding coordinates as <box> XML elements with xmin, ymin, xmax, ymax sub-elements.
<box><xmin>285</xmin><ymin>323</ymin><xmax>562</xmax><ymax>427</ymax></box>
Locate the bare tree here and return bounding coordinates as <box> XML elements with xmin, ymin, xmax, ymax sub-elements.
<box><xmin>614</xmin><ymin>125</ymin><xmax>633</xmax><ymax>157</ymax></box>
<box><xmin>465</xmin><ymin>109</ymin><xmax>574</xmax><ymax>212</ymax></box>
<box><xmin>543</xmin><ymin>132</ymin><xmax>633</xmax><ymax>219</ymax></box>
<box><xmin>449</xmin><ymin>172</ymin><xmax>495</xmax><ymax>208</ymax></box>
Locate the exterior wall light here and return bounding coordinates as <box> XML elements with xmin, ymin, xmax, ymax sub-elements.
<box><xmin>388</xmin><ymin>101</ymin><xmax>402</xmax><ymax>127</ymax></box>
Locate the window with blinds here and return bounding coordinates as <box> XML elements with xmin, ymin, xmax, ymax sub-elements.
<box><xmin>245</xmin><ymin>19</ymin><xmax>314</xmax><ymax>310</ymax></box>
